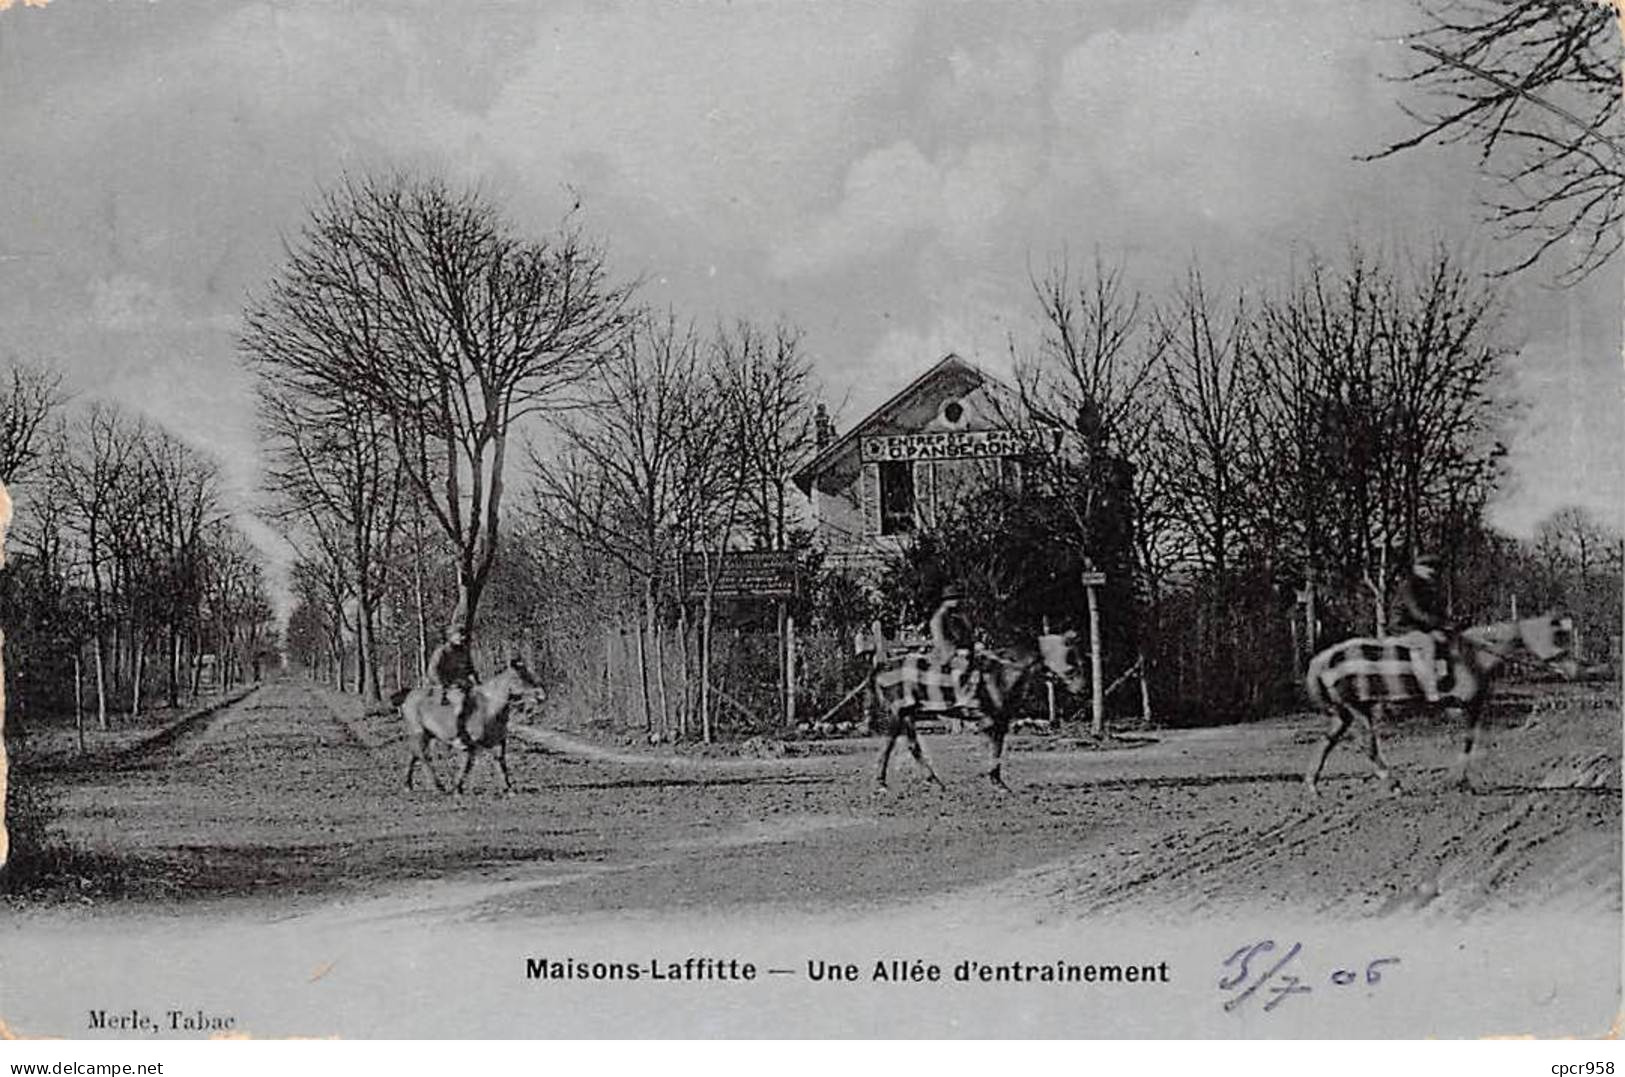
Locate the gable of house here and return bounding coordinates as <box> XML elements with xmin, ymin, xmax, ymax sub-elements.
<box><xmin>796</xmin><ymin>354</ymin><xmax>1042</xmax><ymax>571</ymax></box>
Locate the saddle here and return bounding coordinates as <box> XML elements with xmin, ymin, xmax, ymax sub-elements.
<box><xmin>418</xmin><ymin>686</ymin><xmax>474</xmax><ymax>743</ymax></box>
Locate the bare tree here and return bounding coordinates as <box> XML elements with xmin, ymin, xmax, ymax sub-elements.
<box><xmin>0</xmin><ymin>362</ymin><xmax>64</xmax><ymax>485</ymax></box>
<box><xmin>1013</xmin><ymin>254</ymin><xmax>1165</xmax><ymax>456</ymax></box>
<box><xmin>243</xmin><ymin>172</ymin><xmax>632</xmax><ymax>640</ymax></box>
<box><xmin>679</xmin><ymin>350</ymin><xmax>750</xmax><ymax>743</ymax></box>
<box><xmin>290</xmin><ymin>555</ymin><xmax>350</xmax><ymax>688</ymax></box>
<box><xmin>1250</xmin><ymin>248</ymin><xmax>1511</xmax><ymax>631</ymax></box>
<box><xmin>138</xmin><ymin>425</ymin><xmax>226</xmax><ymax>704</ymax></box>
<box><xmin>717</xmin><ymin>319</ymin><xmax>819</xmax><ymax>552</ymax></box>
<box><xmin>1156</xmin><ymin>270</ymin><xmax>1257</xmax><ymax>592</ymax></box>
<box><xmin>56</xmin><ymin>404</ymin><xmax>139</xmax><ymax>729</ymax></box>
<box><xmin>1374</xmin><ymin>0</ymin><xmax>1624</xmax><ymax>281</ymax></box>
<box><xmin>259</xmin><ymin>381</ymin><xmax>405</xmax><ymax>701</ymax></box>
<box><xmin>1010</xmin><ymin>253</ymin><xmax>1175</xmax><ymax>595</ymax></box>
<box><xmin>1535</xmin><ymin>503</ymin><xmax>1621</xmax><ymax>661</ymax></box>
<box><xmin>529</xmin><ymin>311</ymin><xmax>705</xmax><ymax>734</ymax></box>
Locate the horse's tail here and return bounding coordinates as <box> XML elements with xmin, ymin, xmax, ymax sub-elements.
<box><xmin>389</xmin><ymin>686</ymin><xmax>412</xmax><ymax>710</ymax></box>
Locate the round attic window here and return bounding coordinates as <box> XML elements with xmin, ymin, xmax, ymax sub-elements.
<box><xmin>942</xmin><ymin>400</ymin><xmax>964</xmax><ymax>425</ymax></box>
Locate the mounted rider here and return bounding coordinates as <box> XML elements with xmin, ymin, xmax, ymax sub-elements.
<box><xmin>929</xmin><ymin>582</ymin><xmax>981</xmax><ymax>711</ymax></box>
<box><xmin>428</xmin><ymin>622</ymin><xmax>478</xmax><ymax>748</ymax></box>
<box><xmin>1392</xmin><ymin>553</ymin><xmax>1451</xmax><ymax>703</ymax></box>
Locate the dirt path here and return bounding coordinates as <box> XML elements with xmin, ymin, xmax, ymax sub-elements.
<box><xmin>13</xmin><ymin>677</ymin><xmax>1619</xmax><ymax>926</ymax></box>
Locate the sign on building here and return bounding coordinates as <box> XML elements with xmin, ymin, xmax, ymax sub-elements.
<box><xmin>860</xmin><ymin>428</ymin><xmax>1061</xmax><ymax>463</ymax></box>
<box><xmin>681</xmin><ymin>550</ymin><xmax>799</xmax><ymax>600</ymax></box>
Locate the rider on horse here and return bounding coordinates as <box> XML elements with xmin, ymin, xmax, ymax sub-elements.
<box><xmin>428</xmin><ymin>623</ymin><xmax>478</xmax><ymax>748</ymax></box>
<box><xmin>1392</xmin><ymin>553</ymin><xmax>1451</xmax><ymax>703</ymax></box>
<box><xmin>929</xmin><ymin>582</ymin><xmax>980</xmax><ymax>711</ymax></box>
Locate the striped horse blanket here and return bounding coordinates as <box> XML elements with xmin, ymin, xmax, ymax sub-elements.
<box><xmin>1306</xmin><ymin>632</ymin><xmax>1453</xmax><ymax>706</ymax></box>
<box><xmin>873</xmin><ymin>648</ymin><xmax>984</xmax><ymax>715</ymax></box>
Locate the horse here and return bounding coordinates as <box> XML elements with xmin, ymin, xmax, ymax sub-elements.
<box><xmin>871</xmin><ymin>631</ymin><xmax>1088</xmax><ymax>793</ymax></box>
<box><xmin>1303</xmin><ymin>611</ymin><xmax>1577</xmax><ymax>796</ymax></box>
<box><xmin>393</xmin><ymin>656</ymin><xmax>545</xmax><ymax>794</ymax></box>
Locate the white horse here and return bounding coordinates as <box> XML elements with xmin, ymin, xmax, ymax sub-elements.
<box><xmin>395</xmin><ymin>657</ymin><xmax>545</xmax><ymax>794</ymax></box>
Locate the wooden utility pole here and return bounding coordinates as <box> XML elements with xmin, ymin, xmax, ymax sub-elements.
<box><xmin>1137</xmin><ymin>651</ymin><xmax>1152</xmax><ymax>724</ymax></box>
<box><xmin>1043</xmin><ymin>616</ymin><xmax>1057</xmax><ymax>726</ymax></box>
<box><xmin>784</xmin><ymin>608</ymin><xmax>797</xmax><ymax>728</ymax></box>
<box><xmin>1082</xmin><ymin>570</ymin><xmax>1106</xmax><ymax>736</ymax></box>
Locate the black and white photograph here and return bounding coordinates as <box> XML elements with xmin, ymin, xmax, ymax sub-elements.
<box><xmin>0</xmin><ymin>0</ymin><xmax>1619</xmax><ymax>1050</ymax></box>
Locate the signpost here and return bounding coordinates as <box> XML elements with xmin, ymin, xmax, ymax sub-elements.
<box><xmin>682</xmin><ymin>550</ymin><xmax>800</xmax><ymax>728</ymax></box>
<box><xmin>681</xmin><ymin>550</ymin><xmax>798</xmax><ymax>600</ymax></box>
<box><xmin>1082</xmin><ymin>570</ymin><xmax>1106</xmax><ymax>736</ymax></box>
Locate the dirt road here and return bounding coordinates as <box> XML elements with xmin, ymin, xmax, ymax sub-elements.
<box><xmin>19</xmin><ymin>676</ymin><xmax>1620</xmax><ymax>923</ymax></box>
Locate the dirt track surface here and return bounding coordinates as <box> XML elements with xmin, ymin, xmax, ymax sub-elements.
<box><xmin>18</xmin><ymin>677</ymin><xmax>1622</xmax><ymax>924</ymax></box>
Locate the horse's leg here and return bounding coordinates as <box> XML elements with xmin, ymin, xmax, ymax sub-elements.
<box><xmin>1357</xmin><ymin>704</ymin><xmax>1399</xmax><ymax>795</ymax></box>
<box><xmin>1448</xmin><ymin>703</ymin><xmax>1480</xmax><ymax>791</ymax></box>
<box><xmin>454</xmin><ymin>743</ymin><xmax>478</xmax><ymax>795</ymax></box>
<box><xmin>985</xmin><ymin>716</ymin><xmax>1011</xmax><ymax>793</ymax></box>
<box><xmin>875</xmin><ymin>711</ymin><xmax>903</xmax><ymax>791</ymax></box>
<box><xmin>903</xmin><ymin>715</ymin><xmax>946</xmax><ymax>790</ymax></box>
<box><xmin>1305</xmin><ymin>708</ymin><xmax>1353</xmax><ymax>797</ymax></box>
<box><xmin>495</xmin><ymin>737</ymin><xmax>514</xmax><ymax>793</ymax></box>
<box><xmin>411</xmin><ymin>730</ymin><xmax>448</xmax><ymax>793</ymax></box>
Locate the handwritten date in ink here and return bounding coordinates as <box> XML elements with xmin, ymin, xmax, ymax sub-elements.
<box><xmin>1219</xmin><ymin>940</ymin><xmax>1399</xmax><ymax>1013</ymax></box>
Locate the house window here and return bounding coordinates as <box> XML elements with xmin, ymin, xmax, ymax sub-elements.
<box><xmin>879</xmin><ymin>460</ymin><xmax>915</xmax><ymax>535</ymax></box>
<box><xmin>1000</xmin><ymin>457</ymin><xmax>1024</xmax><ymax>492</ymax></box>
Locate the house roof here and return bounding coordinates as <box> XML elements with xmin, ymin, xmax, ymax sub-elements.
<box><xmin>792</xmin><ymin>353</ymin><xmax>1015</xmax><ymax>494</ymax></box>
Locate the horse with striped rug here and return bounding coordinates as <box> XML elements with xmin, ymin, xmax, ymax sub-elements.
<box><xmin>872</xmin><ymin>631</ymin><xmax>1087</xmax><ymax>793</ymax></box>
<box><xmin>1303</xmin><ymin>612</ymin><xmax>1577</xmax><ymax>796</ymax></box>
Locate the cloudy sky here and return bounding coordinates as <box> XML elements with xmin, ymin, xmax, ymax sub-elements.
<box><xmin>1</xmin><ymin>0</ymin><xmax>1619</xmax><ymax>572</ymax></box>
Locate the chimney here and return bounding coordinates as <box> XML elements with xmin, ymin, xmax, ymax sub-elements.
<box><xmin>815</xmin><ymin>402</ymin><xmax>835</xmax><ymax>449</ymax></box>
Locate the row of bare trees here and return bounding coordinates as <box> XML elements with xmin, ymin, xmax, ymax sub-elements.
<box><xmin>1024</xmin><ymin>249</ymin><xmax>1506</xmax><ymax>600</ymax></box>
<box><xmin>0</xmin><ymin>375</ymin><xmax>276</xmax><ymax>740</ymax></box>
<box><xmin>245</xmin><ymin>168</ymin><xmax>1612</xmax><ymax>733</ymax></box>
<box><xmin>978</xmin><ymin>244</ymin><xmax>1538</xmax><ymax>718</ymax></box>
<box><xmin>246</xmin><ymin>173</ymin><xmax>821</xmax><ymax>738</ymax></box>
<box><xmin>244</xmin><ymin>173</ymin><xmax>631</xmax><ymax>703</ymax></box>
<box><xmin>528</xmin><ymin>314</ymin><xmax>817</xmax><ymax>740</ymax></box>
<box><xmin>244</xmin><ymin>173</ymin><xmax>630</xmax><ymax>684</ymax></box>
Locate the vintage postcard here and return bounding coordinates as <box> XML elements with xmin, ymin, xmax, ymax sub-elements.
<box><xmin>0</xmin><ymin>0</ymin><xmax>1619</xmax><ymax>1048</ymax></box>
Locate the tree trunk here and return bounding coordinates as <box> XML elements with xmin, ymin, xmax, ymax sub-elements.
<box><xmin>634</xmin><ymin>594</ymin><xmax>653</xmax><ymax>733</ymax></box>
<box><xmin>649</xmin><ymin>579</ymin><xmax>668</xmax><ymax>739</ymax></box>
<box><xmin>676</xmin><ymin>600</ymin><xmax>692</xmax><ymax>739</ymax></box>
<box><xmin>74</xmin><ymin>650</ymin><xmax>85</xmax><ymax>755</ymax></box>
<box><xmin>131</xmin><ymin>634</ymin><xmax>145</xmax><ymax>720</ymax></box>
<box><xmin>168</xmin><ymin>628</ymin><xmax>181</xmax><ymax>708</ymax></box>
<box><xmin>413</xmin><ymin>507</ymin><xmax>430</xmax><ymax>679</ymax></box>
<box><xmin>110</xmin><ymin>619</ymin><xmax>124</xmax><ymax>706</ymax></box>
<box><xmin>604</xmin><ymin>626</ymin><xmax>616</xmax><ymax>718</ymax></box>
<box><xmin>450</xmin><ymin>562</ymin><xmax>489</xmax><ymax>642</ymax></box>
<box><xmin>93</xmin><ymin>631</ymin><xmax>109</xmax><ymax>731</ymax></box>
<box><xmin>700</xmin><ymin>595</ymin><xmax>716</xmax><ymax>744</ymax></box>
<box><xmin>359</xmin><ymin>597</ymin><xmax>382</xmax><ymax>702</ymax></box>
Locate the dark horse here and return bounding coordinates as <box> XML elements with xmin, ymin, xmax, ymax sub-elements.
<box><xmin>1303</xmin><ymin>612</ymin><xmax>1577</xmax><ymax>796</ymax></box>
<box><xmin>392</xmin><ymin>657</ymin><xmax>545</xmax><ymax>794</ymax></box>
<box><xmin>871</xmin><ymin>631</ymin><xmax>1087</xmax><ymax>792</ymax></box>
